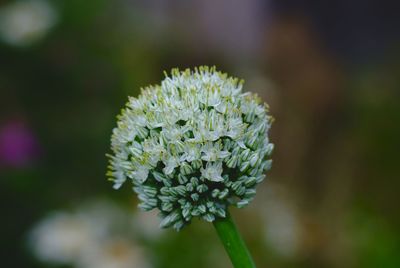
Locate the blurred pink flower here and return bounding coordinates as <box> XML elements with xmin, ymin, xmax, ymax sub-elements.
<box><xmin>0</xmin><ymin>120</ymin><xmax>40</xmax><ymax>167</ymax></box>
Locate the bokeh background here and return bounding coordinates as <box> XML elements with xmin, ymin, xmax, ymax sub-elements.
<box><xmin>1</xmin><ymin>0</ymin><xmax>400</xmax><ymax>267</ymax></box>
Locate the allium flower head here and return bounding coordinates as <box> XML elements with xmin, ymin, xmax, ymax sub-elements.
<box><xmin>107</xmin><ymin>66</ymin><xmax>273</xmax><ymax>230</ymax></box>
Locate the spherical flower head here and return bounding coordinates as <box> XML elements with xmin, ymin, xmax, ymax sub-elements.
<box><xmin>107</xmin><ymin>66</ymin><xmax>273</xmax><ymax>230</ymax></box>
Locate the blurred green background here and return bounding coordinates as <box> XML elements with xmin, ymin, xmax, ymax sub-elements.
<box><xmin>1</xmin><ymin>0</ymin><xmax>399</xmax><ymax>267</ymax></box>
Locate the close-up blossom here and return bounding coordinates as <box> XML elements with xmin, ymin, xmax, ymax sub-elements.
<box><xmin>107</xmin><ymin>66</ymin><xmax>273</xmax><ymax>230</ymax></box>
<box><xmin>2</xmin><ymin>1</ymin><xmax>398</xmax><ymax>267</ymax></box>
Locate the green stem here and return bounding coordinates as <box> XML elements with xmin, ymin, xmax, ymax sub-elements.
<box><xmin>213</xmin><ymin>210</ymin><xmax>256</xmax><ymax>268</ymax></box>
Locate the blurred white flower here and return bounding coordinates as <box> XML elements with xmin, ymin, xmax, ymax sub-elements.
<box><xmin>29</xmin><ymin>200</ymin><xmax>152</xmax><ymax>268</ymax></box>
<box><xmin>29</xmin><ymin>212</ymin><xmax>94</xmax><ymax>264</ymax></box>
<box><xmin>259</xmin><ymin>184</ymin><xmax>301</xmax><ymax>258</ymax></box>
<box><xmin>77</xmin><ymin>238</ymin><xmax>151</xmax><ymax>268</ymax></box>
<box><xmin>133</xmin><ymin>209</ymin><xmax>164</xmax><ymax>240</ymax></box>
<box><xmin>0</xmin><ymin>0</ymin><xmax>57</xmax><ymax>47</ymax></box>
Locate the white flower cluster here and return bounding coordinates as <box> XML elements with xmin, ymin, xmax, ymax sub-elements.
<box><xmin>107</xmin><ymin>66</ymin><xmax>273</xmax><ymax>230</ymax></box>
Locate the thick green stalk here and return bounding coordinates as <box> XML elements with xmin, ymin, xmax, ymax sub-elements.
<box><xmin>213</xmin><ymin>210</ymin><xmax>256</xmax><ymax>268</ymax></box>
